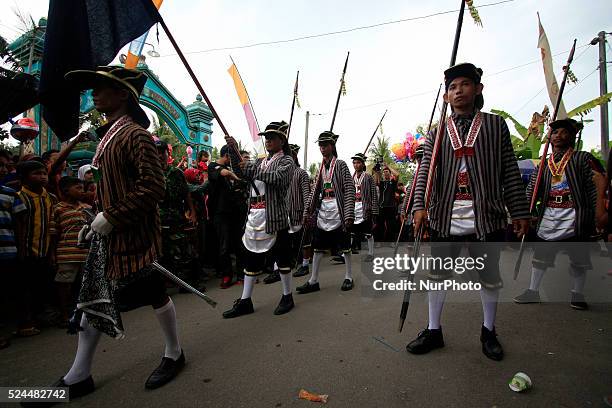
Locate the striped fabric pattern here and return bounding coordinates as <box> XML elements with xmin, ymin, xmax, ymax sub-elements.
<box><xmin>54</xmin><ymin>202</ymin><xmax>91</xmax><ymax>263</ymax></box>
<box><xmin>304</xmin><ymin>158</ymin><xmax>355</xmax><ymax>228</ymax></box>
<box><xmin>288</xmin><ymin>166</ymin><xmax>310</xmax><ymax>226</ymax></box>
<box><xmin>243</xmin><ymin>153</ymin><xmax>295</xmax><ymax>233</ymax></box>
<box><xmin>526</xmin><ymin>150</ymin><xmax>598</xmax><ymax>239</ymax></box>
<box><xmin>0</xmin><ymin>185</ymin><xmax>26</xmax><ymax>260</ymax></box>
<box><xmin>97</xmin><ymin>120</ymin><xmax>165</xmax><ymax>279</ymax></box>
<box><xmin>17</xmin><ymin>186</ymin><xmax>57</xmax><ymax>258</ymax></box>
<box><xmin>355</xmin><ymin>171</ymin><xmax>379</xmax><ymax>219</ymax></box>
<box><xmin>412</xmin><ymin>111</ymin><xmax>530</xmax><ymax>239</ymax></box>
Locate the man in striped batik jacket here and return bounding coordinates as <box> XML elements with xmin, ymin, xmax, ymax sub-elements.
<box><xmin>49</xmin><ymin>67</ymin><xmax>185</xmax><ymax>400</ymax></box>
<box><xmin>348</xmin><ymin>153</ymin><xmax>378</xmax><ymax>261</ymax></box>
<box><xmin>287</xmin><ymin>144</ymin><xmax>312</xmax><ymax>277</ymax></box>
<box><xmin>406</xmin><ymin>63</ymin><xmax>530</xmax><ymax>362</ymax></box>
<box><xmin>263</xmin><ymin>143</ymin><xmax>311</xmax><ymax>283</ymax></box>
<box><xmin>223</xmin><ymin>121</ymin><xmax>296</xmax><ymax>318</ymax></box>
<box><xmin>514</xmin><ymin>118</ymin><xmax>598</xmax><ymax>310</ymax></box>
<box><xmin>297</xmin><ymin>131</ymin><xmax>356</xmax><ymax>293</ymax></box>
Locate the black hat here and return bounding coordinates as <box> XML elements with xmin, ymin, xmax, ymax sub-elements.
<box><xmin>315</xmin><ymin>130</ymin><xmax>339</xmax><ymax>144</ymax></box>
<box><xmin>549</xmin><ymin>118</ymin><xmax>583</xmax><ymax>136</ymax></box>
<box><xmin>444</xmin><ymin>62</ymin><xmax>484</xmax><ymax>110</ymax></box>
<box><xmin>351</xmin><ymin>152</ymin><xmax>367</xmax><ymax>162</ymax></box>
<box><xmin>65</xmin><ymin>66</ymin><xmax>150</xmax><ymax>129</ymax></box>
<box><xmin>289</xmin><ymin>144</ymin><xmax>300</xmax><ymax>154</ymax></box>
<box><xmin>16</xmin><ymin>160</ymin><xmax>46</xmax><ymax>178</ymax></box>
<box><xmin>259</xmin><ymin>121</ymin><xmax>289</xmax><ymax>139</ymax></box>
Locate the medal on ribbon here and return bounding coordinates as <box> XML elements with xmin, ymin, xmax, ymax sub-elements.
<box><xmin>548</xmin><ymin>148</ymin><xmax>573</xmax><ymax>184</ymax></box>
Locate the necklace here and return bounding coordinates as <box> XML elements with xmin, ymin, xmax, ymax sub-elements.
<box><xmin>548</xmin><ymin>148</ymin><xmax>573</xmax><ymax>183</ymax></box>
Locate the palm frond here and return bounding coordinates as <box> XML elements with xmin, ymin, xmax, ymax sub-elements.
<box><xmin>567</xmin><ymin>92</ymin><xmax>612</xmax><ymax>118</ymax></box>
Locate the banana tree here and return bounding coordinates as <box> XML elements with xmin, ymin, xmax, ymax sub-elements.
<box><xmin>492</xmin><ymin>91</ymin><xmax>612</xmax><ymax>159</ymax></box>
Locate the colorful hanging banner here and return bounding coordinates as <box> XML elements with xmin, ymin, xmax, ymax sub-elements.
<box><xmin>124</xmin><ymin>0</ymin><xmax>164</xmax><ymax>69</ymax></box>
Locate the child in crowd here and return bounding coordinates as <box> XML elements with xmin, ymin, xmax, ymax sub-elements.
<box><xmin>15</xmin><ymin>161</ymin><xmax>56</xmax><ymax>336</ymax></box>
<box><xmin>0</xmin><ymin>161</ymin><xmax>27</xmax><ymax>348</ymax></box>
<box><xmin>53</xmin><ymin>177</ymin><xmax>92</xmax><ymax>326</ymax></box>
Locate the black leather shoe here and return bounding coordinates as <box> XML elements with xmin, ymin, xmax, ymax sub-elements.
<box><xmin>292</xmin><ymin>265</ymin><xmax>309</xmax><ymax>277</ymax></box>
<box><xmin>331</xmin><ymin>256</ymin><xmax>345</xmax><ymax>264</ymax></box>
<box><xmin>21</xmin><ymin>376</ymin><xmax>95</xmax><ymax>407</ymax></box>
<box><xmin>406</xmin><ymin>328</ymin><xmax>444</xmax><ymax>354</ymax></box>
<box><xmin>145</xmin><ymin>350</ymin><xmax>185</xmax><ymax>390</ymax></box>
<box><xmin>296</xmin><ymin>281</ymin><xmax>320</xmax><ymax>294</ymax></box>
<box><xmin>274</xmin><ymin>294</ymin><xmax>295</xmax><ymax>315</ymax></box>
<box><xmin>570</xmin><ymin>292</ymin><xmax>588</xmax><ymax>310</ymax></box>
<box><xmin>341</xmin><ymin>279</ymin><xmax>353</xmax><ymax>291</ymax></box>
<box><xmin>480</xmin><ymin>325</ymin><xmax>504</xmax><ymax>361</ymax></box>
<box><xmin>513</xmin><ymin>289</ymin><xmax>540</xmax><ymax>304</ymax></box>
<box><xmin>222</xmin><ymin>298</ymin><xmax>255</xmax><ymax>318</ymax></box>
<box><xmin>263</xmin><ymin>270</ymin><xmax>281</xmax><ymax>284</ymax></box>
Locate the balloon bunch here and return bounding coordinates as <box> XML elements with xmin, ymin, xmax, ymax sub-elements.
<box><xmin>390</xmin><ymin>132</ymin><xmax>426</xmax><ymax>163</ymax></box>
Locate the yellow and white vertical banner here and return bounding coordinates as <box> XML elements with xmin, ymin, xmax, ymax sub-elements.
<box><xmin>537</xmin><ymin>13</ymin><xmax>567</xmax><ymax>119</ymax></box>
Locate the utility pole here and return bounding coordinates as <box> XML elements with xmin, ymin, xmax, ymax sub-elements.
<box><xmin>304</xmin><ymin>110</ymin><xmax>309</xmax><ymax>169</ymax></box>
<box><xmin>593</xmin><ymin>31</ymin><xmax>609</xmax><ymax>159</ymax></box>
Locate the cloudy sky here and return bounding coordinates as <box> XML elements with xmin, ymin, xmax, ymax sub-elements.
<box><xmin>1</xmin><ymin>0</ymin><xmax>610</xmax><ymax>166</ymax></box>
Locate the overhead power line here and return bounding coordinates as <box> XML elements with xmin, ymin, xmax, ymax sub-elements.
<box><xmin>158</xmin><ymin>0</ymin><xmax>516</xmax><ymax>57</ymax></box>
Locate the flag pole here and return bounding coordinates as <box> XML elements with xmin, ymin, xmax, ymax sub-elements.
<box><xmin>363</xmin><ymin>110</ymin><xmax>387</xmax><ymax>155</ymax></box>
<box><xmin>155</xmin><ymin>14</ymin><xmax>244</xmax><ymax>160</ymax></box>
<box><xmin>393</xmin><ymin>83</ymin><xmax>442</xmax><ymax>258</ymax></box>
<box><xmin>398</xmin><ymin>0</ymin><xmax>466</xmax><ymax>333</ymax></box>
<box><xmin>287</xmin><ymin>70</ymin><xmax>299</xmax><ymax>141</ymax></box>
<box><xmin>229</xmin><ymin>55</ymin><xmax>266</xmax><ymax>153</ymax></box>
<box><xmin>330</xmin><ymin>52</ymin><xmax>350</xmax><ymax>132</ymax></box>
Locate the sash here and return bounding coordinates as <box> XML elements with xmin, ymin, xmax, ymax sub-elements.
<box><xmin>92</xmin><ymin>115</ymin><xmax>132</xmax><ymax>167</ymax></box>
<box><xmin>353</xmin><ymin>171</ymin><xmax>365</xmax><ymax>200</ymax></box>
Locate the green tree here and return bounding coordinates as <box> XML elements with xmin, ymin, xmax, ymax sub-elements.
<box><xmin>367</xmin><ymin>135</ymin><xmax>392</xmax><ymax>167</ymax></box>
<box><xmin>0</xmin><ymin>140</ymin><xmax>19</xmax><ymax>155</ymax></box>
<box><xmin>308</xmin><ymin>162</ymin><xmax>319</xmax><ymax>180</ymax></box>
<box><xmin>151</xmin><ymin>114</ymin><xmax>187</xmax><ymax>164</ymax></box>
<box><xmin>492</xmin><ymin>92</ymin><xmax>612</xmax><ymax>160</ymax></box>
<box><xmin>211</xmin><ymin>146</ymin><xmax>219</xmax><ymax>161</ymax></box>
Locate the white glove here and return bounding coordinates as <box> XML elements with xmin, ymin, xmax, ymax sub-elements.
<box><xmin>91</xmin><ymin>212</ymin><xmax>114</xmax><ymax>236</ymax></box>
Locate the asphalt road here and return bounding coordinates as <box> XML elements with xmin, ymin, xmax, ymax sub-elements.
<box><xmin>1</xmin><ymin>249</ymin><xmax>611</xmax><ymax>408</ymax></box>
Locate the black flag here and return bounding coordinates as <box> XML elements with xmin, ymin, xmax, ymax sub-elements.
<box><xmin>39</xmin><ymin>0</ymin><xmax>160</xmax><ymax>141</ymax></box>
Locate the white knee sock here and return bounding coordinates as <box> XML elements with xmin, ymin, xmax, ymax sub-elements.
<box><xmin>302</xmin><ymin>258</ymin><xmax>309</xmax><ymax>267</ymax></box>
<box><xmin>570</xmin><ymin>268</ymin><xmax>586</xmax><ymax>294</ymax></box>
<box><xmin>63</xmin><ymin>315</ymin><xmax>101</xmax><ymax>385</ymax></box>
<box><xmin>427</xmin><ymin>290</ymin><xmax>446</xmax><ymax>330</ymax></box>
<box><xmin>154</xmin><ymin>298</ymin><xmax>182</xmax><ymax>361</ymax></box>
<box><xmin>280</xmin><ymin>270</ymin><xmax>292</xmax><ymax>295</ymax></box>
<box><xmin>367</xmin><ymin>235</ymin><xmax>374</xmax><ymax>256</ymax></box>
<box><xmin>273</xmin><ymin>262</ymin><xmax>279</xmax><ymax>271</ymax></box>
<box><xmin>241</xmin><ymin>275</ymin><xmax>256</xmax><ymax>299</ymax></box>
<box><xmin>529</xmin><ymin>267</ymin><xmax>546</xmax><ymax>291</ymax></box>
<box><xmin>344</xmin><ymin>253</ymin><xmax>353</xmax><ymax>281</ymax></box>
<box><xmin>480</xmin><ymin>288</ymin><xmax>499</xmax><ymax>331</ymax></box>
<box><xmin>308</xmin><ymin>252</ymin><xmax>323</xmax><ymax>284</ymax></box>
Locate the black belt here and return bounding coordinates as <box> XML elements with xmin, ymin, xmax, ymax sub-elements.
<box><xmin>322</xmin><ymin>191</ymin><xmax>336</xmax><ymax>199</ymax></box>
<box><xmin>456</xmin><ymin>185</ymin><xmax>471</xmax><ymax>194</ymax></box>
